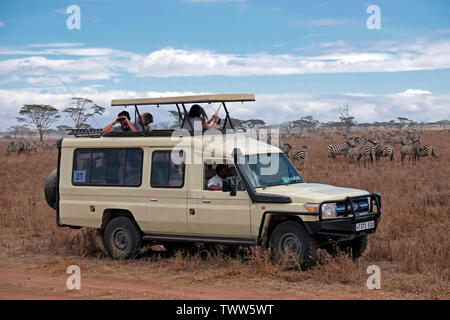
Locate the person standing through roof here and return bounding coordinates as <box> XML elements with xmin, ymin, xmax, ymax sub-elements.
<box><xmin>135</xmin><ymin>112</ymin><xmax>153</xmax><ymax>132</ymax></box>
<box><xmin>103</xmin><ymin>111</ymin><xmax>136</xmax><ymax>133</ymax></box>
<box><xmin>182</xmin><ymin>104</ymin><xmax>219</xmax><ymax>131</ymax></box>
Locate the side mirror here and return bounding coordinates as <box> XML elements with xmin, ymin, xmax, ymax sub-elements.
<box><xmin>222</xmin><ymin>178</ymin><xmax>236</xmax><ymax>196</ymax></box>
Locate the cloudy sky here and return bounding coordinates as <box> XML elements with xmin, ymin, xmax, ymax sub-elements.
<box><xmin>0</xmin><ymin>0</ymin><xmax>449</xmax><ymax>130</ymax></box>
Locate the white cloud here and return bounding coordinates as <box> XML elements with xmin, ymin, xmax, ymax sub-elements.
<box><xmin>1</xmin><ymin>39</ymin><xmax>450</xmax><ymax>79</ymax></box>
<box><xmin>0</xmin><ymin>22</ymin><xmax>5</xmax><ymax>28</ymax></box>
<box><xmin>1</xmin><ymin>88</ymin><xmax>449</xmax><ymax>130</ymax></box>
<box><xmin>397</xmin><ymin>89</ymin><xmax>432</xmax><ymax>96</ymax></box>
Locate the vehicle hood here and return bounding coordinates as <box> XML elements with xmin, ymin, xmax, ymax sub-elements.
<box><xmin>257</xmin><ymin>183</ymin><xmax>369</xmax><ymax>203</ymax></box>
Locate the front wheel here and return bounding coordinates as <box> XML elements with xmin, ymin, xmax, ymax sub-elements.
<box><xmin>269</xmin><ymin>221</ymin><xmax>317</xmax><ymax>270</ymax></box>
<box><xmin>103</xmin><ymin>216</ymin><xmax>142</xmax><ymax>259</ymax></box>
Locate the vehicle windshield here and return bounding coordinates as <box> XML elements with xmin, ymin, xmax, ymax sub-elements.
<box><xmin>241</xmin><ymin>153</ymin><xmax>304</xmax><ymax>188</ymax></box>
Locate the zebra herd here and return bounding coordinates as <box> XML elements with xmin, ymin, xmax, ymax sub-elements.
<box><xmin>281</xmin><ymin>143</ymin><xmax>308</xmax><ymax>168</ymax></box>
<box><xmin>6</xmin><ymin>140</ymin><xmax>56</xmax><ymax>155</ymax></box>
<box><xmin>327</xmin><ymin>132</ymin><xmax>437</xmax><ymax>166</ymax></box>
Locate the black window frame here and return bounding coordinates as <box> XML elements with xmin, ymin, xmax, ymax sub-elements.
<box><xmin>72</xmin><ymin>148</ymin><xmax>144</xmax><ymax>187</ymax></box>
<box><xmin>150</xmin><ymin>150</ymin><xmax>185</xmax><ymax>189</ymax></box>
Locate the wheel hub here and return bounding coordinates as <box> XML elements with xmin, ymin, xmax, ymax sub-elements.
<box><xmin>281</xmin><ymin>233</ymin><xmax>302</xmax><ymax>256</ymax></box>
<box><xmin>113</xmin><ymin>228</ymin><xmax>130</xmax><ymax>251</ymax></box>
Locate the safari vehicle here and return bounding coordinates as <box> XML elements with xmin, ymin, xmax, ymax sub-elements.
<box><xmin>44</xmin><ymin>94</ymin><xmax>382</xmax><ymax>269</ymax></box>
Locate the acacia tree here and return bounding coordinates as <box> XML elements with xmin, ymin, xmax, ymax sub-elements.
<box><xmin>7</xmin><ymin>125</ymin><xmax>31</xmax><ymax>140</ymax></box>
<box><xmin>293</xmin><ymin>116</ymin><xmax>319</xmax><ymax>132</ymax></box>
<box><xmin>338</xmin><ymin>104</ymin><xmax>355</xmax><ymax>132</ymax></box>
<box><xmin>242</xmin><ymin>119</ymin><xmax>265</xmax><ymax>129</ymax></box>
<box><xmin>63</xmin><ymin>97</ymin><xmax>105</xmax><ymax>129</ymax></box>
<box><xmin>17</xmin><ymin>105</ymin><xmax>60</xmax><ymax>142</ymax></box>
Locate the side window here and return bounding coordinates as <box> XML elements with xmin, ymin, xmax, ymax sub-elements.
<box><xmin>151</xmin><ymin>150</ymin><xmax>185</xmax><ymax>188</ymax></box>
<box><xmin>73</xmin><ymin>148</ymin><xmax>143</xmax><ymax>186</ymax></box>
<box><xmin>203</xmin><ymin>160</ymin><xmax>245</xmax><ymax>191</ymax></box>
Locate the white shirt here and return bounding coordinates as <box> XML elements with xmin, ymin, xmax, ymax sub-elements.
<box><xmin>207</xmin><ymin>174</ymin><xmax>223</xmax><ymax>189</ymax></box>
<box><xmin>182</xmin><ymin>117</ymin><xmax>203</xmax><ymax>131</ymax></box>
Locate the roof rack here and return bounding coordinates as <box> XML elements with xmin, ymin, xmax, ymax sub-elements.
<box><xmin>111</xmin><ymin>93</ymin><xmax>255</xmax><ymax>132</ymax></box>
<box><xmin>111</xmin><ymin>93</ymin><xmax>255</xmax><ymax>106</ymax></box>
<box><xmin>66</xmin><ymin>128</ymin><xmax>104</xmax><ymax>138</ymax></box>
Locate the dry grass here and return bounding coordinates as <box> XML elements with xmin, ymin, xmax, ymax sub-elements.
<box><xmin>0</xmin><ymin>131</ymin><xmax>449</xmax><ymax>299</ymax></box>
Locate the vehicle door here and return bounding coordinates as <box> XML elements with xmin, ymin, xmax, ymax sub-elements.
<box><xmin>147</xmin><ymin>148</ymin><xmax>189</xmax><ymax>234</ymax></box>
<box><xmin>187</xmin><ymin>159</ymin><xmax>252</xmax><ymax>238</ymax></box>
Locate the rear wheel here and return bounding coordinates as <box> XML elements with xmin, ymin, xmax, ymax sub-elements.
<box><xmin>44</xmin><ymin>169</ymin><xmax>57</xmax><ymax>209</ymax></box>
<box><xmin>269</xmin><ymin>221</ymin><xmax>317</xmax><ymax>270</ymax></box>
<box><xmin>103</xmin><ymin>216</ymin><xmax>142</xmax><ymax>259</ymax></box>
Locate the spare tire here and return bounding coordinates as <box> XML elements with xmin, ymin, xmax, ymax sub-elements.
<box><xmin>44</xmin><ymin>169</ymin><xmax>58</xmax><ymax>209</ymax></box>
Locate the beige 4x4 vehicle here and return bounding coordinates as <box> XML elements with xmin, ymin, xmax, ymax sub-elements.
<box><xmin>45</xmin><ymin>94</ymin><xmax>381</xmax><ymax>269</ymax></box>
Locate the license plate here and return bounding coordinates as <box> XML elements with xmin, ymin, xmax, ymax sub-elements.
<box><xmin>355</xmin><ymin>220</ymin><xmax>374</xmax><ymax>231</ymax></box>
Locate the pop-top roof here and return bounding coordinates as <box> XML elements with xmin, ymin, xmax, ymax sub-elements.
<box><xmin>111</xmin><ymin>93</ymin><xmax>255</xmax><ymax>106</ymax></box>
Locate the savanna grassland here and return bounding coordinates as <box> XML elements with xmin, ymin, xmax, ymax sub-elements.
<box><xmin>0</xmin><ymin>130</ymin><xmax>449</xmax><ymax>299</ymax></box>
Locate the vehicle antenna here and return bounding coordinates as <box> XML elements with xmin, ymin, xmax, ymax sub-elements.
<box><xmin>48</xmin><ymin>72</ymin><xmax>103</xmax><ymax>128</ymax></box>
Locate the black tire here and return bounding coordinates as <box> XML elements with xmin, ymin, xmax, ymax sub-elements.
<box><xmin>103</xmin><ymin>216</ymin><xmax>142</xmax><ymax>260</ymax></box>
<box><xmin>338</xmin><ymin>235</ymin><xmax>368</xmax><ymax>260</ymax></box>
<box><xmin>269</xmin><ymin>221</ymin><xmax>317</xmax><ymax>270</ymax></box>
<box><xmin>44</xmin><ymin>169</ymin><xmax>57</xmax><ymax>209</ymax></box>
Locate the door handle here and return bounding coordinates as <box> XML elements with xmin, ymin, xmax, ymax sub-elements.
<box><xmin>150</xmin><ymin>198</ymin><xmax>158</xmax><ymax>201</ymax></box>
<box><xmin>189</xmin><ymin>209</ymin><xmax>196</xmax><ymax>215</ymax></box>
<box><xmin>202</xmin><ymin>199</ymin><xmax>211</xmax><ymax>203</ymax></box>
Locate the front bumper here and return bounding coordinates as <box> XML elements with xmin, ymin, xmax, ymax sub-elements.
<box><xmin>303</xmin><ymin>193</ymin><xmax>382</xmax><ymax>238</ymax></box>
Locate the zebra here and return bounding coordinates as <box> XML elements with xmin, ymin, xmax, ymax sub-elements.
<box><xmin>357</xmin><ymin>141</ymin><xmax>374</xmax><ymax>167</ymax></box>
<box><xmin>417</xmin><ymin>145</ymin><xmax>437</xmax><ymax>159</ymax></box>
<box><xmin>6</xmin><ymin>140</ymin><xmax>25</xmax><ymax>155</ymax></box>
<box><xmin>347</xmin><ymin>144</ymin><xmax>360</xmax><ymax>160</ymax></box>
<box><xmin>376</xmin><ymin>144</ymin><xmax>395</xmax><ymax>161</ymax></box>
<box><xmin>282</xmin><ymin>143</ymin><xmax>308</xmax><ymax>168</ymax></box>
<box><xmin>400</xmin><ymin>138</ymin><xmax>422</xmax><ymax>164</ymax></box>
<box><xmin>43</xmin><ymin>143</ymin><xmax>57</xmax><ymax>150</ymax></box>
<box><xmin>327</xmin><ymin>142</ymin><xmax>351</xmax><ymax>159</ymax></box>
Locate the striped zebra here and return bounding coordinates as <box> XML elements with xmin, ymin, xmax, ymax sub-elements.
<box><xmin>357</xmin><ymin>141</ymin><xmax>374</xmax><ymax>167</ymax></box>
<box><xmin>376</xmin><ymin>145</ymin><xmax>394</xmax><ymax>161</ymax></box>
<box><xmin>282</xmin><ymin>143</ymin><xmax>308</xmax><ymax>168</ymax></box>
<box><xmin>7</xmin><ymin>140</ymin><xmax>26</xmax><ymax>155</ymax></box>
<box><xmin>418</xmin><ymin>145</ymin><xmax>437</xmax><ymax>159</ymax></box>
<box><xmin>400</xmin><ymin>139</ymin><xmax>422</xmax><ymax>164</ymax></box>
<box><xmin>389</xmin><ymin>133</ymin><xmax>414</xmax><ymax>146</ymax></box>
<box><xmin>327</xmin><ymin>142</ymin><xmax>351</xmax><ymax>159</ymax></box>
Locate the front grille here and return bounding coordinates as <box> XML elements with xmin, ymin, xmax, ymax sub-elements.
<box><xmin>336</xmin><ymin>198</ymin><xmax>370</xmax><ymax>217</ymax></box>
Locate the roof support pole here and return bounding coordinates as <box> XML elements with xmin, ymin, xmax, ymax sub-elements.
<box><xmin>181</xmin><ymin>103</ymin><xmax>194</xmax><ymax>135</ymax></box>
<box><xmin>176</xmin><ymin>104</ymin><xmax>183</xmax><ymax>125</ymax></box>
<box><xmin>134</xmin><ymin>105</ymin><xmax>146</xmax><ymax>132</ymax></box>
<box><xmin>222</xmin><ymin>102</ymin><xmax>234</xmax><ymax>130</ymax></box>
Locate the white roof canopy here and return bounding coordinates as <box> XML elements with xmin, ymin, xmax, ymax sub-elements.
<box><xmin>111</xmin><ymin>93</ymin><xmax>255</xmax><ymax>106</ymax></box>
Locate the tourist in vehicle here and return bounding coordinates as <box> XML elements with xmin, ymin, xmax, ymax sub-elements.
<box><xmin>135</xmin><ymin>112</ymin><xmax>153</xmax><ymax>132</ymax></box>
<box><xmin>103</xmin><ymin>111</ymin><xmax>136</xmax><ymax>133</ymax></box>
<box><xmin>207</xmin><ymin>164</ymin><xmax>228</xmax><ymax>191</ymax></box>
<box><xmin>183</xmin><ymin>104</ymin><xmax>219</xmax><ymax>131</ymax></box>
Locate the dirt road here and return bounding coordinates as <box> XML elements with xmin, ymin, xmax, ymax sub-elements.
<box><xmin>0</xmin><ymin>260</ymin><xmax>418</xmax><ymax>300</ymax></box>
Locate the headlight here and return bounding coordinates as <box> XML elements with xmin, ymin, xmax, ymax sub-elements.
<box><xmin>321</xmin><ymin>203</ymin><xmax>337</xmax><ymax>219</ymax></box>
